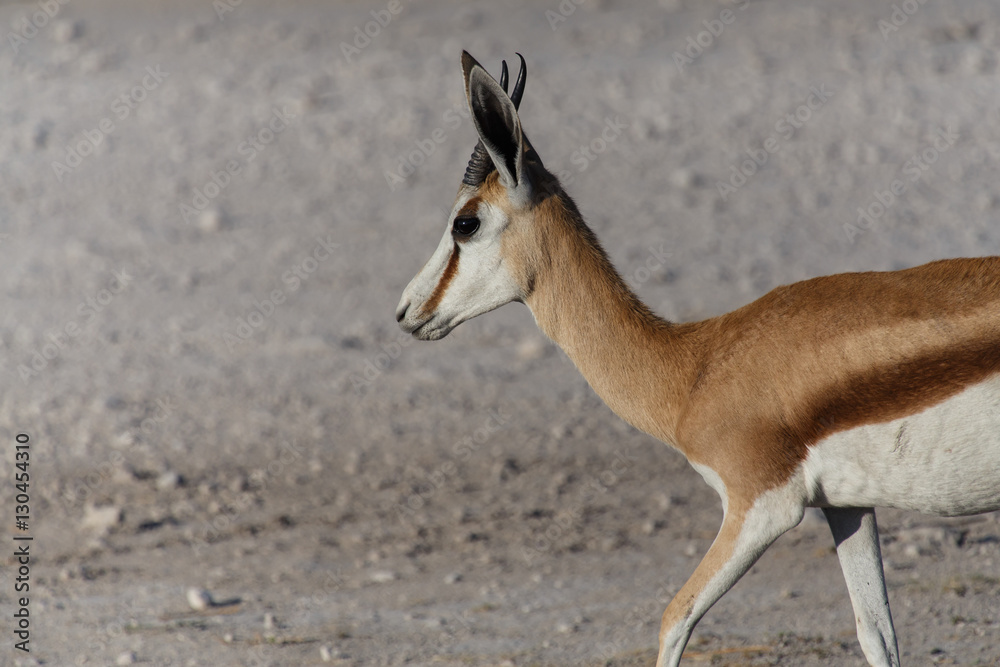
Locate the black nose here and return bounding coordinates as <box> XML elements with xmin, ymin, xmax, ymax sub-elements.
<box><xmin>395</xmin><ymin>300</ymin><xmax>410</xmax><ymax>322</ymax></box>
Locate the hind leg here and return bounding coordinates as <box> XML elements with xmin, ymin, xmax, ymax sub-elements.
<box><xmin>824</xmin><ymin>507</ymin><xmax>899</xmax><ymax>667</ymax></box>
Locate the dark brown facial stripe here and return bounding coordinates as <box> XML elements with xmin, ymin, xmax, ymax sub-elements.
<box><xmin>420</xmin><ymin>243</ymin><xmax>460</xmax><ymax>317</ymax></box>
<box><xmin>456</xmin><ymin>197</ymin><xmax>482</xmax><ymax>218</ymax></box>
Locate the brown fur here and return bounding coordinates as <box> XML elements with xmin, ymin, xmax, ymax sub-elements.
<box><xmin>680</xmin><ymin>259</ymin><xmax>1000</xmax><ymax>509</ymax></box>
<box><xmin>455</xmin><ymin>196</ymin><xmax>482</xmax><ymax>219</ymax></box>
<box><xmin>490</xmin><ymin>165</ymin><xmax>1000</xmax><ymax>513</ymax></box>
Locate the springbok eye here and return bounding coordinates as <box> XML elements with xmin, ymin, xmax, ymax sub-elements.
<box><xmin>452</xmin><ymin>216</ymin><xmax>480</xmax><ymax>237</ymax></box>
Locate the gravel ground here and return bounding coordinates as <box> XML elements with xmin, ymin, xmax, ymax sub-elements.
<box><xmin>0</xmin><ymin>0</ymin><xmax>998</xmax><ymax>665</ymax></box>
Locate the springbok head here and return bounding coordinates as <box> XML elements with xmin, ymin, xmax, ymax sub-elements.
<box><xmin>396</xmin><ymin>51</ymin><xmax>553</xmax><ymax>340</ymax></box>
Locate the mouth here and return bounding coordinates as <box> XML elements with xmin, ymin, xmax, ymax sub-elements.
<box><xmin>405</xmin><ymin>318</ymin><xmax>452</xmax><ymax>341</ymax></box>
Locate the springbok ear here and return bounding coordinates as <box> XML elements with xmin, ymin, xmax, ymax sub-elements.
<box><xmin>462</xmin><ymin>51</ymin><xmax>529</xmax><ymax>200</ymax></box>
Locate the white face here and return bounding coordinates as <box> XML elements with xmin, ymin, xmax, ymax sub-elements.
<box><xmin>396</xmin><ymin>189</ymin><xmax>522</xmax><ymax>340</ymax></box>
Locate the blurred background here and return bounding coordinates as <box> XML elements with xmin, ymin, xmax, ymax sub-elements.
<box><xmin>1</xmin><ymin>0</ymin><xmax>999</xmax><ymax>665</ymax></box>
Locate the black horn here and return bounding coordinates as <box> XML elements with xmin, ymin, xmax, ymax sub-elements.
<box><xmin>462</xmin><ymin>54</ymin><xmax>526</xmax><ymax>186</ymax></box>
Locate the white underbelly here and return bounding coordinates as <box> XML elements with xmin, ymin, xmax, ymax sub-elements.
<box><xmin>801</xmin><ymin>376</ymin><xmax>1000</xmax><ymax>516</ymax></box>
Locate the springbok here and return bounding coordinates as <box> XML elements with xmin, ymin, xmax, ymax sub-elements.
<box><xmin>395</xmin><ymin>52</ymin><xmax>1000</xmax><ymax>667</ymax></box>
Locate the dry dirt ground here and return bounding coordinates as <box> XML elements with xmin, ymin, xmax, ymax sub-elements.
<box><xmin>1</xmin><ymin>0</ymin><xmax>999</xmax><ymax>665</ymax></box>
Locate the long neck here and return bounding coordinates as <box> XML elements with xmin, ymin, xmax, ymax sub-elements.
<box><xmin>523</xmin><ymin>193</ymin><xmax>698</xmax><ymax>446</ymax></box>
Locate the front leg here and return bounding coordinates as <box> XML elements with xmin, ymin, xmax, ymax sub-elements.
<box><xmin>823</xmin><ymin>507</ymin><xmax>899</xmax><ymax>667</ymax></box>
<box><xmin>656</xmin><ymin>490</ymin><xmax>805</xmax><ymax>667</ymax></box>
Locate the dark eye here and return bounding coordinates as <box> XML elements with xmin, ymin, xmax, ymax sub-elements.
<box><xmin>452</xmin><ymin>216</ymin><xmax>480</xmax><ymax>237</ymax></box>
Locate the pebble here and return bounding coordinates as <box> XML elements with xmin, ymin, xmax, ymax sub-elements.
<box><xmin>516</xmin><ymin>336</ymin><xmax>547</xmax><ymax>361</ymax></box>
<box><xmin>369</xmin><ymin>570</ymin><xmax>397</xmax><ymax>584</ymax></box>
<box><xmin>555</xmin><ymin>620</ymin><xmax>575</xmax><ymax>634</ymax></box>
<box><xmin>263</xmin><ymin>613</ymin><xmax>275</xmax><ymax>630</ymax></box>
<box><xmin>670</xmin><ymin>167</ymin><xmax>699</xmax><ymax>189</ymax></box>
<box><xmin>443</xmin><ymin>572</ymin><xmax>462</xmax><ymax>584</ymax></box>
<box><xmin>51</xmin><ymin>20</ymin><xmax>81</xmax><ymax>43</ymax></box>
<box><xmin>115</xmin><ymin>652</ymin><xmax>135</xmax><ymax>666</ymax></box>
<box><xmin>320</xmin><ymin>645</ymin><xmax>333</xmax><ymax>662</ymax></box>
<box><xmin>198</xmin><ymin>208</ymin><xmax>226</xmax><ymax>233</ymax></box>
<box><xmin>186</xmin><ymin>588</ymin><xmax>213</xmax><ymax>611</ymax></box>
<box><xmin>82</xmin><ymin>504</ymin><xmax>122</xmax><ymax>535</ymax></box>
<box><xmin>156</xmin><ymin>471</ymin><xmax>180</xmax><ymax>490</ymax></box>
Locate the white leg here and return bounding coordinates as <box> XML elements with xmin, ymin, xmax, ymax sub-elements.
<box><xmin>656</xmin><ymin>493</ymin><xmax>804</xmax><ymax>667</ymax></box>
<box><xmin>823</xmin><ymin>507</ymin><xmax>900</xmax><ymax>667</ymax></box>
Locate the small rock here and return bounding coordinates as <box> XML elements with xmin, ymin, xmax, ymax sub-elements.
<box><xmin>263</xmin><ymin>613</ymin><xmax>275</xmax><ymax>630</ymax></box>
<box><xmin>319</xmin><ymin>645</ymin><xmax>333</xmax><ymax>662</ymax></box>
<box><xmin>516</xmin><ymin>336</ymin><xmax>547</xmax><ymax>361</ymax></box>
<box><xmin>82</xmin><ymin>504</ymin><xmax>122</xmax><ymax>535</ymax></box>
<box><xmin>115</xmin><ymin>652</ymin><xmax>135</xmax><ymax>666</ymax></box>
<box><xmin>443</xmin><ymin>572</ymin><xmax>462</xmax><ymax>584</ymax></box>
<box><xmin>156</xmin><ymin>471</ymin><xmax>180</xmax><ymax>490</ymax></box>
<box><xmin>223</xmin><ymin>633</ymin><xmax>233</xmax><ymax>643</ymax></box>
<box><xmin>656</xmin><ymin>493</ymin><xmax>673</xmax><ymax>510</ymax></box>
<box><xmin>555</xmin><ymin>620</ymin><xmax>575</xmax><ymax>634</ymax></box>
<box><xmin>198</xmin><ymin>208</ymin><xmax>226</xmax><ymax>233</ymax></box>
<box><xmin>186</xmin><ymin>587</ymin><xmax>213</xmax><ymax>611</ymax></box>
<box><xmin>369</xmin><ymin>570</ymin><xmax>397</xmax><ymax>584</ymax></box>
<box><xmin>670</xmin><ymin>168</ymin><xmax>699</xmax><ymax>188</ymax></box>
<box><xmin>51</xmin><ymin>20</ymin><xmax>82</xmax><ymax>43</ymax></box>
